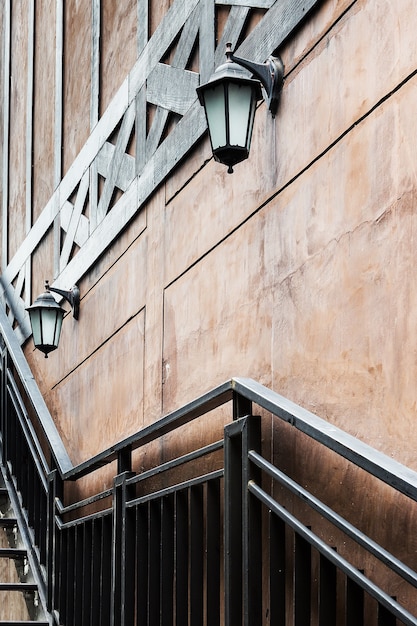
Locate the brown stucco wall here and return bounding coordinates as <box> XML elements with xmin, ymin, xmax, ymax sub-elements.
<box><xmin>17</xmin><ymin>0</ymin><xmax>417</xmax><ymax>472</ymax></box>
<box><xmin>2</xmin><ymin>3</ymin><xmax>417</xmax><ymax>605</ymax></box>
<box><xmin>0</xmin><ymin>0</ymin><xmax>416</xmax><ymax>617</ymax></box>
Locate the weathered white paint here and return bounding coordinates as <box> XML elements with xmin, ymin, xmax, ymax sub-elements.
<box><xmin>0</xmin><ymin>0</ymin><xmax>320</xmax><ymax>340</ymax></box>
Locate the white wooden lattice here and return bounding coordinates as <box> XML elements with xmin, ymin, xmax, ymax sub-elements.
<box><xmin>0</xmin><ymin>0</ymin><xmax>319</xmax><ymax>342</ymax></box>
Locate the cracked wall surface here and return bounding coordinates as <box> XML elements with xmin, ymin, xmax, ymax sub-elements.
<box><xmin>1</xmin><ymin>1</ymin><xmax>416</xmax><ymax>534</ymax></box>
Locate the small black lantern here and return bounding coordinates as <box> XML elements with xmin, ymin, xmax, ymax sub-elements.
<box><xmin>197</xmin><ymin>43</ymin><xmax>284</xmax><ymax>173</ymax></box>
<box><xmin>26</xmin><ymin>281</ymin><xmax>80</xmax><ymax>358</ymax></box>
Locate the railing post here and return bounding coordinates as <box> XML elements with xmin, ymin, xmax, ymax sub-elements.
<box><xmin>47</xmin><ymin>468</ymin><xmax>62</xmax><ymax>617</ymax></box>
<box><xmin>117</xmin><ymin>445</ymin><xmax>132</xmax><ymax>474</ymax></box>
<box><xmin>0</xmin><ymin>346</ymin><xmax>6</xmax><ymax>460</ymax></box>
<box><xmin>111</xmin><ymin>470</ymin><xmax>135</xmax><ymax>626</ymax></box>
<box><xmin>233</xmin><ymin>390</ymin><xmax>252</xmax><ymax>421</ymax></box>
<box><xmin>0</xmin><ymin>348</ymin><xmax>10</xmax><ymax>462</ymax></box>
<box><xmin>224</xmin><ymin>412</ymin><xmax>262</xmax><ymax>626</ymax></box>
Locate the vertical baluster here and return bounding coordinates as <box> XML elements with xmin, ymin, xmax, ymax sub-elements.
<box><xmin>232</xmin><ymin>390</ymin><xmax>252</xmax><ymax>421</ymax></box>
<box><xmin>224</xmin><ymin>414</ymin><xmax>262</xmax><ymax>626</ymax></box>
<box><xmin>161</xmin><ymin>493</ymin><xmax>174</xmax><ymax>626</ymax></box>
<box><xmin>0</xmin><ymin>351</ymin><xmax>5</xmax><ymax>459</ymax></box>
<box><xmin>111</xmin><ymin>470</ymin><xmax>135</xmax><ymax>626</ymax></box>
<box><xmin>175</xmin><ymin>490</ymin><xmax>189</xmax><ymax>626</ymax></box>
<box><xmin>4</xmin><ymin>356</ymin><xmax>12</xmax><ymax>464</ymax></box>
<box><xmin>39</xmin><ymin>488</ymin><xmax>47</xmax><ymax>564</ymax></box>
<box><xmin>242</xmin><ymin>415</ymin><xmax>262</xmax><ymax>626</ymax></box>
<box><xmin>47</xmin><ymin>469</ymin><xmax>62</xmax><ymax>613</ymax></box>
<box><xmin>66</xmin><ymin>526</ymin><xmax>75</xmax><ymax>626</ymax></box>
<box><xmin>4</xmin><ymin>357</ymin><xmax>12</xmax><ymax>465</ymax></box>
<box><xmin>346</xmin><ymin>576</ymin><xmax>364</xmax><ymax>626</ymax></box>
<box><xmin>123</xmin><ymin>491</ymin><xmax>136</xmax><ymax>624</ymax></box>
<box><xmin>101</xmin><ymin>515</ymin><xmax>112</xmax><ymax>626</ymax></box>
<box><xmin>149</xmin><ymin>499</ymin><xmax>161</xmax><ymax>626</ymax></box>
<box><xmin>190</xmin><ymin>484</ymin><xmax>204</xmax><ymax>625</ymax></box>
<box><xmin>10</xmin><ymin>399</ymin><xmax>17</xmax><ymax>481</ymax></box>
<box><xmin>377</xmin><ymin>601</ymin><xmax>396</xmax><ymax>626</ymax></box>
<box><xmin>32</xmin><ymin>464</ymin><xmax>39</xmax><ymax>554</ymax></box>
<box><xmin>89</xmin><ymin>517</ymin><xmax>101</xmax><ymax>626</ymax></box>
<box><xmin>39</xmin><ymin>483</ymin><xmax>46</xmax><ymax>562</ymax></box>
<box><xmin>319</xmin><ymin>552</ymin><xmax>337</xmax><ymax>626</ymax></box>
<box><xmin>294</xmin><ymin>532</ymin><xmax>311</xmax><ymax>626</ymax></box>
<box><xmin>58</xmin><ymin>526</ymin><xmax>68</xmax><ymax>623</ymax></box>
<box><xmin>54</xmin><ymin>520</ymin><xmax>62</xmax><ymax>611</ymax></box>
<box><xmin>82</xmin><ymin>520</ymin><xmax>93</xmax><ymax>626</ymax></box>
<box><xmin>73</xmin><ymin>524</ymin><xmax>84</xmax><ymax>625</ymax></box>
<box><xmin>270</xmin><ymin>513</ymin><xmax>286</xmax><ymax>626</ymax></box>
<box><xmin>224</xmin><ymin>420</ymin><xmax>244</xmax><ymax>626</ymax></box>
<box><xmin>206</xmin><ymin>478</ymin><xmax>221</xmax><ymax>626</ymax></box>
<box><xmin>136</xmin><ymin>502</ymin><xmax>149</xmax><ymax>625</ymax></box>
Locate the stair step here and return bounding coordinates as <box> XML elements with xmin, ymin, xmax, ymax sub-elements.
<box><xmin>0</xmin><ymin>517</ymin><xmax>18</xmax><ymax>527</ymax></box>
<box><xmin>0</xmin><ymin>547</ymin><xmax>27</xmax><ymax>559</ymax></box>
<box><xmin>0</xmin><ymin>582</ymin><xmax>38</xmax><ymax>591</ymax></box>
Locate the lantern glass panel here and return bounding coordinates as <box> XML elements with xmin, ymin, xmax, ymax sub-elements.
<box><xmin>31</xmin><ymin>306</ymin><xmax>64</xmax><ymax>351</ymax></box>
<box><xmin>203</xmin><ymin>85</ymin><xmax>227</xmax><ymax>150</ymax></box>
<box><xmin>45</xmin><ymin>308</ymin><xmax>63</xmax><ymax>348</ymax></box>
<box><xmin>228</xmin><ymin>83</ymin><xmax>254</xmax><ymax>148</ymax></box>
<box><xmin>28</xmin><ymin>308</ymin><xmax>42</xmax><ymax>346</ymax></box>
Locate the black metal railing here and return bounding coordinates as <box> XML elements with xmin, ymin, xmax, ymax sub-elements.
<box><xmin>0</xmin><ymin>303</ymin><xmax>417</xmax><ymax>625</ymax></box>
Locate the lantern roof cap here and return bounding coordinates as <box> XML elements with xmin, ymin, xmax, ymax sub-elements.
<box><xmin>26</xmin><ymin>284</ymin><xmax>65</xmax><ymax>313</ymax></box>
<box><xmin>197</xmin><ymin>43</ymin><xmax>263</xmax><ymax>104</ymax></box>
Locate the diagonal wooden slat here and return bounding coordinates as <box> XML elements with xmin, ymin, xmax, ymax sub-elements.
<box><xmin>10</xmin><ymin>267</ymin><xmax>26</xmax><ymax>322</ymax></box>
<box><xmin>147</xmin><ymin>65</ymin><xmax>200</xmax><ymax>114</ymax></box>
<box><xmin>199</xmin><ymin>0</ymin><xmax>215</xmax><ymax>83</ymax></box>
<box><xmin>145</xmin><ymin>2</ymin><xmax>202</xmax><ymax>163</ymax></box>
<box><xmin>172</xmin><ymin>1</ymin><xmax>202</xmax><ymax>69</ymax></box>
<box><xmin>237</xmin><ymin>0</ymin><xmax>320</xmax><ymax>60</ymax></box>
<box><xmin>136</xmin><ymin>86</ymin><xmax>148</xmax><ymax>173</ymax></box>
<box><xmin>129</xmin><ymin>0</ymin><xmax>201</xmax><ymax>98</ymax></box>
<box><xmin>60</xmin><ymin>170</ymin><xmax>90</xmax><ymax>272</ymax></box>
<box><xmin>146</xmin><ymin>107</ymin><xmax>171</xmax><ymax>161</ymax></box>
<box><xmin>96</xmin><ymin>102</ymin><xmax>136</xmax><ymax>222</ymax></box>
<box><xmin>96</xmin><ymin>143</ymin><xmax>135</xmax><ymax>192</ymax></box>
<box><xmin>216</xmin><ymin>0</ymin><xmax>274</xmax><ymax>6</ymax></box>
<box><xmin>61</xmin><ymin>202</ymin><xmax>89</xmax><ymax>249</ymax></box>
<box><xmin>214</xmin><ymin>5</ymin><xmax>251</xmax><ymax>65</ymax></box>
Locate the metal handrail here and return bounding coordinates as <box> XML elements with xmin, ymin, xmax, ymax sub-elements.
<box><xmin>249</xmin><ymin>449</ymin><xmax>417</xmax><ymax>588</ymax></box>
<box><xmin>59</xmin><ymin>375</ymin><xmax>417</xmax><ymax>505</ymax></box>
<box><xmin>2</xmin><ymin>306</ymin><xmax>417</xmax><ymax>624</ymax></box>
<box><xmin>0</xmin><ymin>305</ymin><xmax>72</xmax><ymax>473</ymax></box>
<box><xmin>1</xmin><ymin>302</ymin><xmax>417</xmax><ymax>504</ymax></box>
<box><xmin>249</xmin><ymin>480</ymin><xmax>417</xmax><ymax>626</ymax></box>
<box><xmin>233</xmin><ymin>376</ymin><xmax>417</xmax><ymax>501</ymax></box>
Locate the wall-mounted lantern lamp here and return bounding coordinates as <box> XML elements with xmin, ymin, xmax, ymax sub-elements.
<box><xmin>26</xmin><ymin>281</ymin><xmax>80</xmax><ymax>358</ymax></box>
<box><xmin>197</xmin><ymin>43</ymin><xmax>284</xmax><ymax>173</ymax></box>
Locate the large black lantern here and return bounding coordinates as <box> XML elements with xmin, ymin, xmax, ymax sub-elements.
<box><xmin>26</xmin><ymin>281</ymin><xmax>80</xmax><ymax>358</ymax></box>
<box><xmin>197</xmin><ymin>43</ymin><xmax>284</xmax><ymax>173</ymax></box>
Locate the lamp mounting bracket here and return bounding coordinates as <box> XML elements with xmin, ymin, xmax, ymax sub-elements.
<box><xmin>229</xmin><ymin>45</ymin><xmax>284</xmax><ymax>117</ymax></box>
<box><xmin>46</xmin><ymin>281</ymin><xmax>80</xmax><ymax>320</ymax></box>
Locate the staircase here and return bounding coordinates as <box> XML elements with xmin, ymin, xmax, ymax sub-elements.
<box><xmin>0</xmin><ymin>478</ymin><xmax>49</xmax><ymax>625</ymax></box>
<box><xmin>0</xmin><ymin>301</ymin><xmax>417</xmax><ymax>624</ymax></box>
